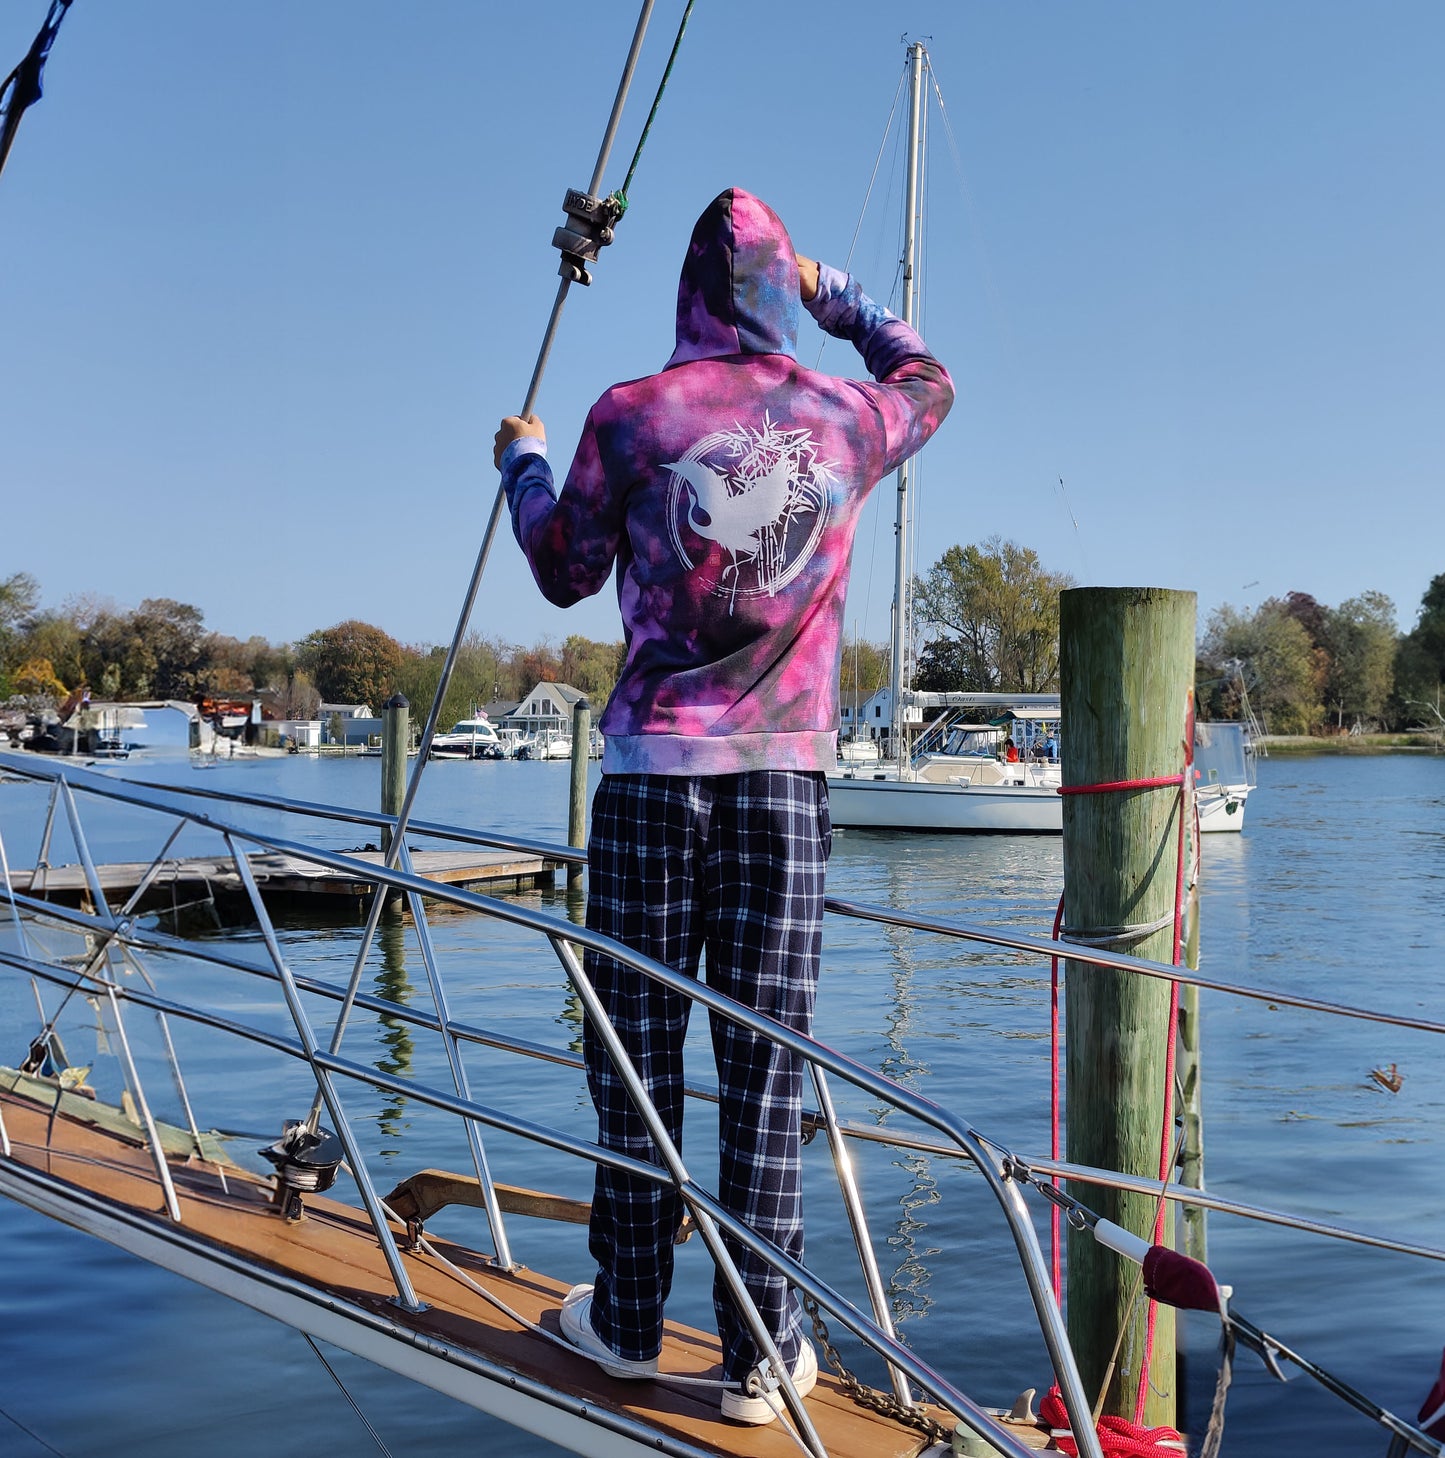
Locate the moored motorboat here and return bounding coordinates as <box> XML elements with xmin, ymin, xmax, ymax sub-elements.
<box><xmin>430</xmin><ymin>716</ymin><xmax>506</xmax><ymax>760</ymax></box>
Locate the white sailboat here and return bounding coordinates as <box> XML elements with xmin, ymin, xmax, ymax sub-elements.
<box><xmin>825</xmin><ymin>50</ymin><xmax>1253</xmax><ymax>836</ymax></box>
<box><xmin>833</xmin><ymin>692</ymin><xmax>1256</xmax><ymax>834</ymax></box>
<box><xmin>825</xmin><ymin>46</ymin><xmax>1062</xmax><ymax>835</ymax></box>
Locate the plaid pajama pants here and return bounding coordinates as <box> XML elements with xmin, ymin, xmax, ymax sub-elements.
<box><xmin>582</xmin><ymin>770</ymin><xmax>831</xmax><ymax>1382</ymax></box>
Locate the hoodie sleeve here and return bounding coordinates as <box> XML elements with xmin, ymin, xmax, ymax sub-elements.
<box><xmin>500</xmin><ymin>407</ymin><xmax>621</xmax><ymax>606</ymax></box>
<box><xmin>804</xmin><ymin>263</ymin><xmax>954</xmax><ymax>475</ymax></box>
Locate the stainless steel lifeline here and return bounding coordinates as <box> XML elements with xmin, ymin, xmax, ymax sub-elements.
<box><xmin>7</xmin><ymin>753</ymin><xmax>1445</xmax><ymax>1454</ymax></box>
<box><xmin>808</xmin><ymin>1064</ymin><xmax>912</xmax><ymax>1408</ymax></box>
<box><xmin>298</xmin><ymin>0</ymin><xmax>665</xmax><ymax>1269</ymax></box>
<box><xmin>54</xmin><ymin>779</ymin><xmax>183</xmax><ymax>1223</ymax></box>
<box><xmin>0</xmin><ymin>751</ymin><xmax>1101</xmax><ymax>1457</ymax></box>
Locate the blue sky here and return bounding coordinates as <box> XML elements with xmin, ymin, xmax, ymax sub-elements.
<box><xmin>2</xmin><ymin>1</ymin><xmax>1441</xmax><ymax>655</ymax></box>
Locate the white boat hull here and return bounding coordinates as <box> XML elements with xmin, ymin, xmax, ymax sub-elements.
<box><xmin>826</xmin><ymin>773</ymin><xmax>1063</xmax><ymax>833</ymax></box>
<box><xmin>827</xmin><ymin>774</ymin><xmax>1249</xmax><ymax>833</ymax></box>
<box><xmin>1196</xmin><ymin>784</ymin><xmax>1249</xmax><ymax>832</ymax></box>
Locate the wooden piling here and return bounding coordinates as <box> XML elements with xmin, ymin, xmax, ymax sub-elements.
<box><xmin>568</xmin><ymin>699</ymin><xmax>591</xmax><ymax>888</ymax></box>
<box><xmin>380</xmin><ymin>693</ymin><xmax>409</xmax><ymax>857</ymax></box>
<box><xmin>1059</xmin><ymin>586</ymin><xmax>1195</xmax><ymax>1428</ymax></box>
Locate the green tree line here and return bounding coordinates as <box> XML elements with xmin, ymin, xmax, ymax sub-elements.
<box><xmin>905</xmin><ymin>542</ymin><xmax>1445</xmax><ymax>736</ymax></box>
<box><xmin>0</xmin><ymin>572</ymin><xmax>626</xmax><ymax>728</ymax></box>
<box><xmin>1196</xmin><ymin>583</ymin><xmax>1445</xmax><ymax>735</ymax></box>
<box><xmin>4</xmin><ymin>558</ymin><xmax>1443</xmax><ymax>736</ymax></box>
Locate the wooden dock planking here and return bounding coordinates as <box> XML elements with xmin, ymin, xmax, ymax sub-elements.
<box><xmin>0</xmin><ymin>1083</ymin><xmax>1053</xmax><ymax>1457</ymax></box>
<box><xmin>6</xmin><ymin>847</ymin><xmax>558</xmax><ymax>914</ymax></box>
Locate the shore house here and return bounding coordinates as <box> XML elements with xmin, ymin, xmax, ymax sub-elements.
<box><xmin>319</xmin><ymin>702</ymin><xmax>381</xmax><ymax>747</ymax></box>
<box><xmin>498</xmin><ymin>682</ymin><xmax>588</xmax><ymax>748</ymax></box>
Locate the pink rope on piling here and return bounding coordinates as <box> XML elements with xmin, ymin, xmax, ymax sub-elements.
<box><xmin>1047</xmin><ymin>695</ymin><xmax>1196</xmax><ymax>1424</ymax></box>
<box><xmin>1040</xmin><ymin>1386</ymin><xmax>1188</xmax><ymax>1456</ymax></box>
<box><xmin>1051</xmin><ymin>893</ymin><xmax>1066</xmax><ymax>1302</ymax></box>
<box><xmin>1057</xmin><ymin>775</ymin><xmax>1184</xmax><ymax>795</ymax></box>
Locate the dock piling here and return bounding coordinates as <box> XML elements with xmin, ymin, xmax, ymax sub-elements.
<box><xmin>568</xmin><ymin>699</ymin><xmax>591</xmax><ymax>888</ymax></box>
<box><xmin>1059</xmin><ymin>586</ymin><xmax>1195</xmax><ymax>1429</ymax></box>
<box><xmin>380</xmin><ymin>694</ymin><xmax>409</xmax><ymax>857</ymax></box>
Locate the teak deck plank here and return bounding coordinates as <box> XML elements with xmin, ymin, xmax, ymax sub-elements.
<box><xmin>1</xmin><ymin>1087</ymin><xmax>1052</xmax><ymax>1457</ymax></box>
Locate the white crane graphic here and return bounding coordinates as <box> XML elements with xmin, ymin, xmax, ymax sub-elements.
<box><xmin>664</xmin><ymin>413</ymin><xmax>834</xmax><ymax>610</ymax></box>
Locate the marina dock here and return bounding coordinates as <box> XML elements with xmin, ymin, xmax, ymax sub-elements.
<box><xmin>8</xmin><ymin>847</ymin><xmax>559</xmax><ymax>915</ymax></box>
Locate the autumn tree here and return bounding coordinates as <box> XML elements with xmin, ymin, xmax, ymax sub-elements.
<box><xmin>913</xmin><ymin>637</ymin><xmax>978</xmax><ymax>693</ymax></box>
<box><xmin>839</xmin><ymin>636</ymin><xmax>890</xmax><ymax>707</ymax></box>
<box><xmin>911</xmin><ymin>537</ymin><xmax>1073</xmax><ymax>692</ymax></box>
<box><xmin>1324</xmin><ymin>592</ymin><xmax>1397</xmax><ymax>729</ymax></box>
<box><xmin>1393</xmin><ymin>573</ymin><xmax>1445</xmax><ymax>725</ymax></box>
<box><xmin>1199</xmin><ymin>599</ymin><xmax>1323</xmax><ymax>735</ymax></box>
<box><xmin>0</xmin><ymin>572</ymin><xmax>40</xmax><ymax>692</ymax></box>
<box><xmin>132</xmin><ymin>599</ymin><xmax>208</xmax><ymax>698</ymax></box>
<box><xmin>198</xmin><ymin>633</ymin><xmax>292</xmax><ymax>698</ymax></box>
<box><xmin>263</xmin><ymin>666</ymin><xmax>321</xmax><ymax>720</ymax></box>
<box><xmin>511</xmin><ymin>642</ymin><xmax>564</xmax><ymax>698</ymax></box>
<box><xmin>15</xmin><ymin>609</ymin><xmax>85</xmax><ymax>694</ymax></box>
<box><xmin>559</xmin><ymin>635</ymin><xmax>626</xmax><ymax>704</ymax></box>
<box><xmin>296</xmin><ymin>620</ymin><xmax>403</xmax><ymax>708</ymax></box>
<box><xmin>393</xmin><ymin>634</ymin><xmax>513</xmax><ymax>730</ymax></box>
<box><xmin>12</xmin><ymin>656</ymin><xmax>66</xmax><ymax>700</ymax></box>
<box><xmin>1280</xmin><ymin>591</ymin><xmax>1330</xmax><ymax>652</ymax></box>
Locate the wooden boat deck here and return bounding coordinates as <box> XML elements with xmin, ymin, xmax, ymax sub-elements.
<box><xmin>0</xmin><ymin>1076</ymin><xmax>1052</xmax><ymax>1456</ymax></box>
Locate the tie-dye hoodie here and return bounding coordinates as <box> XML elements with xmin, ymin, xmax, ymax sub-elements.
<box><xmin>500</xmin><ymin>187</ymin><xmax>953</xmax><ymax>776</ymax></box>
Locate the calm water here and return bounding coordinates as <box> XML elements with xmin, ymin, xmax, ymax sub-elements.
<box><xmin>0</xmin><ymin>749</ymin><xmax>1441</xmax><ymax>1456</ymax></box>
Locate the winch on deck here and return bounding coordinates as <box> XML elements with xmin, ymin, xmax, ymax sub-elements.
<box><xmin>261</xmin><ymin>1120</ymin><xmax>345</xmax><ymax>1221</ymax></box>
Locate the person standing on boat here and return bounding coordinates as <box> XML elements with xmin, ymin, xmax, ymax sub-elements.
<box><xmin>494</xmin><ymin>187</ymin><xmax>952</xmax><ymax>1423</ymax></box>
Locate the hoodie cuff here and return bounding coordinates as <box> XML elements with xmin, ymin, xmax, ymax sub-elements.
<box><xmin>802</xmin><ymin>262</ymin><xmax>854</xmax><ymax>333</ymax></box>
<box><xmin>499</xmin><ymin>436</ymin><xmax>548</xmax><ymax>474</ymax></box>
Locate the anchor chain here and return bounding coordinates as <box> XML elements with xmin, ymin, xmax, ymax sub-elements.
<box><xmin>802</xmin><ymin>1294</ymin><xmax>955</xmax><ymax>1447</ymax></box>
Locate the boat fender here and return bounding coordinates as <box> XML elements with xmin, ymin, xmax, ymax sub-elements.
<box><xmin>261</xmin><ymin>1120</ymin><xmax>345</xmax><ymax>1221</ymax></box>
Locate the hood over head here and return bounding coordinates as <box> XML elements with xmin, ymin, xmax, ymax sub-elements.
<box><xmin>666</xmin><ymin>188</ymin><xmax>800</xmax><ymax>368</ymax></box>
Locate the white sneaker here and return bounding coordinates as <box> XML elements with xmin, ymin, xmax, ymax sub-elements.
<box><xmin>558</xmin><ymin>1284</ymin><xmax>658</xmax><ymax>1380</ymax></box>
<box><xmin>721</xmin><ymin>1339</ymin><xmax>818</xmax><ymax>1424</ymax></box>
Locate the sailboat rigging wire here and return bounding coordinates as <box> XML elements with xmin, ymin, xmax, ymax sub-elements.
<box><xmin>0</xmin><ymin>1404</ymin><xmax>66</xmax><ymax>1458</ymax></box>
<box><xmin>307</xmin><ymin>0</ymin><xmax>692</xmax><ymax>1135</ymax></box>
<box><xmin>929</xmin><ymin>63</ymin><xmax>1093</xmax><ymax>576</ymax></box>
<box><xmin>302</xmin><ymin>1334</ymin><xmax>397</xmax><ymax>1458</ymax></box>
<box><xmin>906</xmin><ymin>67</ymin><xmax>932</xmax><ymax>674</ymax></box>
<box><xmin>611</xmin><ymin>0</ymin><xmax>694</xmax><ymax>210</ymax></box>
<box><xmin>811</xmin><ymin>61</ymin><xmax>907</xmax><ymax>372</ymax></box>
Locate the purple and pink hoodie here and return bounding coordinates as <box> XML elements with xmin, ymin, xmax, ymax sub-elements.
<box><xmin>500</xmin><ymin>187</ymin><xmax>953</xmax><ymax>776</ymax></box>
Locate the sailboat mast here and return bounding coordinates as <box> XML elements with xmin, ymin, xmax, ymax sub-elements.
<box><xmin>888</xmin><ymin>41</ymin><xmax>926</xmax><ymax>763</ymax></box>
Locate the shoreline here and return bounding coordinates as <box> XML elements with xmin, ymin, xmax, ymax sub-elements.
<box><xmin>1257</xmin><ymin>733</ymin><xmax>1442</xmax><ymax>756</ymax></box>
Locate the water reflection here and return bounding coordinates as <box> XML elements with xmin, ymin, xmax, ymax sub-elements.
<box><xmin>374</xmin><ymin>908</ymin><xmax>415</xmax><ymax>1153</ymax></box>
<box><xmin>868</xmin><ymin>837</ymin><xmax>942</xmax><ymax>1329</ymax></box>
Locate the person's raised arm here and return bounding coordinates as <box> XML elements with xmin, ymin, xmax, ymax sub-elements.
<box><xmin>794</xmin><ymin>255</ymin><xmax>953</xmax><ymax>474</ymax></box>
